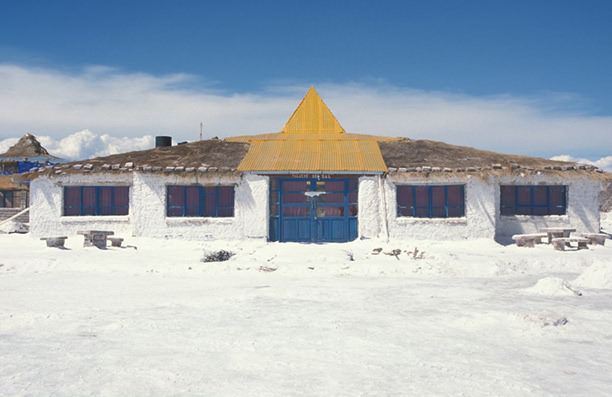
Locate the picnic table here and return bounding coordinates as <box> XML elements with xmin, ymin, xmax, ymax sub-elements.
<box><xmin>540</xmin><ymin>227</ymin><xmax>576</xmax><ymax>244</ymax></box>
<box><xmin>77</xmin><ymin>230</ymin><xmax>114</xmax><ymax>249</ymax></box>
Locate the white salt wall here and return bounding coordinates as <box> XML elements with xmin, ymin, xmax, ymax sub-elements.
<box><xmin>29</xmin><ymin>172</ymin><xmax>269</xmax><ymax>240</ymax></box>
<box><xmin>29</xmin><ymin>171</ymin><xmax>601</xmax><ymax>243</ymax></box>
<box><xmin>238</xmin><ymin>174</ymin><xmax>269</xmax><ymax>239</ymax></box>
<box><xmin>357</xmin><ymin>176</ymin><xmax>381</xmax><ymax>239</ymax></box>
<box><xmin>358</xmin><ymin>173</ymin><xmax>601</xmax><ymax>242</ymax></box>
<box><xmin>495</xmin><ymin>175</ymin><xmax>601</xmax><ymax>242</ymax></box>
<box><xmin>378</xmin><ymin>175</ymin><xmax>496</xmax><ymax>240</ymax></box>
<box><xmin>30</xmin><ymin>174</ymin><xmax>134</xmax><ymax>237</ymax></box>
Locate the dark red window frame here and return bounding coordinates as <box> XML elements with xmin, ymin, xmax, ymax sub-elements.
<box><xmin>397</xmin><ymin>185</ymin><xmax>465</xmax><ymax>218</ymax></box>
<box><xmin>166</xmin><ymin>185</ymin><xmax>235</xmax><ymax>217</ymax></box>
<box><xmin>63</xmin><ymin>186</ymin><xmax>129</xmax><ymax>216</ymax></box>
<box><xmin>500</xmin><ymin>185</ymin><xmax>567</xmax><ymax>216</ymax></box>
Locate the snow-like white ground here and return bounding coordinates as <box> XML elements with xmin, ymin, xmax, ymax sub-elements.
<box><xmin>1</xmin><ymin>231</ymin><xmax>611</xmax><ymax>396</ymax></box>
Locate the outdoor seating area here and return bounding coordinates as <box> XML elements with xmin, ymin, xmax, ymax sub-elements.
<box><xmin>77</xmin><ymin>230</ymin><xmax>114</xmax><ymax>249</ymax></box>
<box><xmin>512</xmin><ymin>227</ymin><xmax>608</xmax><ymax>251</ymax></box>
<box><xmin>541</xmin><ymin>227</ymin><xmax>577</xmax><ymax>244</ymax></box>
<box><xmin>40</xmin><ymin>231</ymin><xmax>125</xmax><ymax>249</ymax></box>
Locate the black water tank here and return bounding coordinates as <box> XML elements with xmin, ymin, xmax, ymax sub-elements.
<box><xmin>155</xmin><ymin>136</ymin><xmax>172</xmax><ymax>148</ymax></box>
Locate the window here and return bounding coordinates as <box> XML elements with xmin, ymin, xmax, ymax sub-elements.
<box><xmin>397</xmin><ymin>185</ymin><xmax>465</xmax><ymax>218</ymax></box>
<box><xmin>167</xmin><ymin>185</ymin><xmax>234</xmax><ymax>217</ymax></box>
<box><xmin>63</xmin><ymin>186</ymin><xmax>129</xmax><ymax>216</ymax></box>
<box><xmin>0</xmin><ymin>190</ymin><xmax>14</xmax><ymax>208</ymax></box>
<box><xmin>500</xmin><ymin>185</ymin><xmax>567</xmax><ymax>216</ymax></box>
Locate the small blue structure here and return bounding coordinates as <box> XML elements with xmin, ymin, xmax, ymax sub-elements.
<box><xmin>0</xmin><ymin>133</ymin><xmax>63</xmax><ymax>176</ymax></box>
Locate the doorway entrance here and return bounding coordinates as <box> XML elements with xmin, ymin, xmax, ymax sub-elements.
<box><xmin>269</xmin><ymin>177</ymin><xmax>358</xmax><ymax>242</ymax></box>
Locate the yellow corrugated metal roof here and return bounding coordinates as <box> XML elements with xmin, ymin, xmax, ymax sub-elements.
<box><xmin>282</xmin><ymin>86</ymin><xmax>345</xmax><ymax>134</ymax></box>
<box><xmin>237</xmin><ymin>139</ymin><xmax>388</xmax><ymax>172</ymax></box>
<box><xmin>228</xmin><ymin>132</ymin><xmax>397</xmax><ymax>142</ymax></box>
<box><xmin>229</xmin><ymin>87</ymin><xmax>397</xmax><ymax>173</ymax></box>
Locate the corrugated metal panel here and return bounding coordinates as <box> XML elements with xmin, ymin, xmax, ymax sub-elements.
<box><xmin>282</xmin><ymin>87</ymin><xmax>345</xmax><ymax>134</ymax></box>
<box><xmin>227</xmin><ymin>132</ymin><xmax>398</xmax><ymax>142</ymax></box>
<box><xmin>237</xmin><ymin>139</ymin><xmax>388</xmax><ymax>172</ymax></box>
<box><xmin>230</xmin><ymin>87</ymin><xmax>396</xmax><ymax>173</ymax></box>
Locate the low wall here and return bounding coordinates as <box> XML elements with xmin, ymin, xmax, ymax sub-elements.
<box><xmin>30</xmin><ymin>174</ymin><xmax>134</xmax><ymax>237</ymax></box>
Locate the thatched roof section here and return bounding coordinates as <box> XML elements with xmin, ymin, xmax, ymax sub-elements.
<box><xmin>0</xmin><ymin>133</ymin><xmax>60</xmax><ymax>161</ymax></box>
<box><xmin>0</xmin><ymin>175</ymin><xmax>27</xmax><ymax>190</ymax></box>
<box><xmin>23</xmin><ymin>135</ymin><xmax>604</xmax><ymax>180</ymax></box>
<box><xmin>379</xmin><ymin>138</ymin><xmax>603</xmax><ymax>175</ymax></box>
<box><xmin>27</xmin><ymin>139</ymin><xmax>250</xmax><ymax>177</ymax></box>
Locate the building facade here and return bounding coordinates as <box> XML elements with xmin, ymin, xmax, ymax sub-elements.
<box><xmin>27</xmin><ymin>88</ymin><xmax>604</xmax><ymax>243</ymax></box>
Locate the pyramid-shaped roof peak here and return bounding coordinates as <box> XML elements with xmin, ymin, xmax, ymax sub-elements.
<box><xmin>281</xmin><ymin>86</ymin><xmax>345</xmax><ymax>134</ymax></box>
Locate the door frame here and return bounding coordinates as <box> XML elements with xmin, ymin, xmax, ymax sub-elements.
<box><xmin>269</xmin><ymin>176</ymin><xmax>358</xmax><ymax>243</ymax></box>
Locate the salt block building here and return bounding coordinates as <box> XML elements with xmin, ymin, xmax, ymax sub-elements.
<box><xmin>26</xmin><ymin>87</ymin><xmax>606</xmax><ymax>243</ymax></box>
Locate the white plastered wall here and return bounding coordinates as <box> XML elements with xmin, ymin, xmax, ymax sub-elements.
<box><xmin>29</xmin><ymin>171</ymin><xmax>601</xmax><ymax>242</ymax></box>
<box><xmin>357</xmin><ymin>176</ymin><xmax>382</xmax><ymax>239</ymax></box>
<box><xmin>358</xmin><ymin>174</ymin><xmax>497</xmax><ymax>240</ymax></box>
<box><xmin>29</xmin><ymin>173</ymin><xmax>134</xmax><ymax>237</ymax></box>
<box><xmin>29</xmin><ymin>172</ymin><xmax>269</xmax><ymax>240</ymax></box>
<box><xmin>494</xmin><ymin>174</ymin><xmax>601</xmax><ymax>242</ymax></box>
<box><xmin>384</xmin><ymin>174</ymin><xmax>496</xmax><ymax>240</ymax></box>
<box><xmin>358</xmin><ymin>173</ymin><xmax>601</xmax><ymax>242</ymax></box>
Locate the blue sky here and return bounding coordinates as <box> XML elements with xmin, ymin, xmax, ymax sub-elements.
<box><xmin>0</xmin><ymin>0</ymin><xmax>611</xmax><ymax>165</ymax></box>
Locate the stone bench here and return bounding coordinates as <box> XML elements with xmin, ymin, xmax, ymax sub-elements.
<box><xmin>552</xmin><ymin>237</ymin><xmax>589</xmax><ymax>251</ymax></box>
<box><xmin>108</xmin><ymin>237</ymin><xmax>124</xmax><ymax>247</ymax></box>
<box><xmin>579</xmin><ymin>233</ymin><xmax>608</xmax><ymax>246</ymax></box>
<box><xmin>512</xmin><ymin>233</ymin><xmax>548</xmax><ymax>247</ymax></box>
<box><xmin>77</xmin><ymin>230</ymin><xmax>114</xmax><ymax>249</ymax></box>
<box><xmin>40</xmin><ymin>236</ymin><xmax>68</xmax><ymax>248</ymax></box>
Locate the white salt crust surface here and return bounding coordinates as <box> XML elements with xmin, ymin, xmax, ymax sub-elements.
<box><xmin>574</xmin><ymin>261</ymin><xmax>612</xmax><ymax>289</ymax></box>
<box><xmin>0</xmin><ymin>233</ymin><xmax>611</xmax><ymax>396</ymax></box>
<box><xmin>523</xmin><ymin>276</ymin><xmax>582</xmax><ymax>296</ymax></box>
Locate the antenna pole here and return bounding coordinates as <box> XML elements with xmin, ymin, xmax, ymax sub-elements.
<box><xmin>199</xmin><ymin>122</ymin><xmax>203</xmax><ymax>141</ymax></box>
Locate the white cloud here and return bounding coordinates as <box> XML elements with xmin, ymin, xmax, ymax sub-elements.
<box><xmin>550</xmin><ymin>155</ymin><xmax>612</xmax><ymax>172</ymax></box>
<box><xmin>0</xmin><ymin>63</ymin><xmax>611</xmax><ymax>161</ymax></box>
<box><xmin>0</xmin><ymin>130</ymin><xmax>153</xmax><ymax>160</ymax></box>
<box><xmin>0</xmin><ymin>137</ymin><xmax>18</xmax><ymax>154</ymax></box>
<box><xmin>38</xmin><ymin>130</ymin><xmax>154</xmax><ymax>160</ymax></box>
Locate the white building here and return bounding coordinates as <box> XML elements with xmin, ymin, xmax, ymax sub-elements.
<box><xmin>27</xmin><ymin>88</ymin><xmax>605</xmax><ymax>243</ymax></box>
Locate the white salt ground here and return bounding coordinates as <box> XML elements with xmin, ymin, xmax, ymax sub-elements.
<box><xmin>0</xmin><ymin>220</ymin><xmax>28</xmax><ymax>234</ymax></box>
<box><xmin>523</xmin><ymin>276</ymin><xmax>582</xmax><ymax>296</ymax></box>
<box><xmin>574</xmin><ymin>261</ymin><xmax>612</xmax><ymax>289</ymax></box>
<box><xmin>1</xmin><ymin>232</ymin><xmax>611</xmax><ymax>396</ymax></box>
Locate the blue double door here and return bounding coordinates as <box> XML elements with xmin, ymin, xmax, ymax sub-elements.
<box><xmin>269</xmin><ymin>177</ymin><xmax>358</xmax><ymax>242</ymax></box>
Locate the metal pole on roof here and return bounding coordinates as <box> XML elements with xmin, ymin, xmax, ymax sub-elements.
<box><xmin>200</xmin><ymin>122</ymin><xmax>203</xmax><ymax>141</ymax></box>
